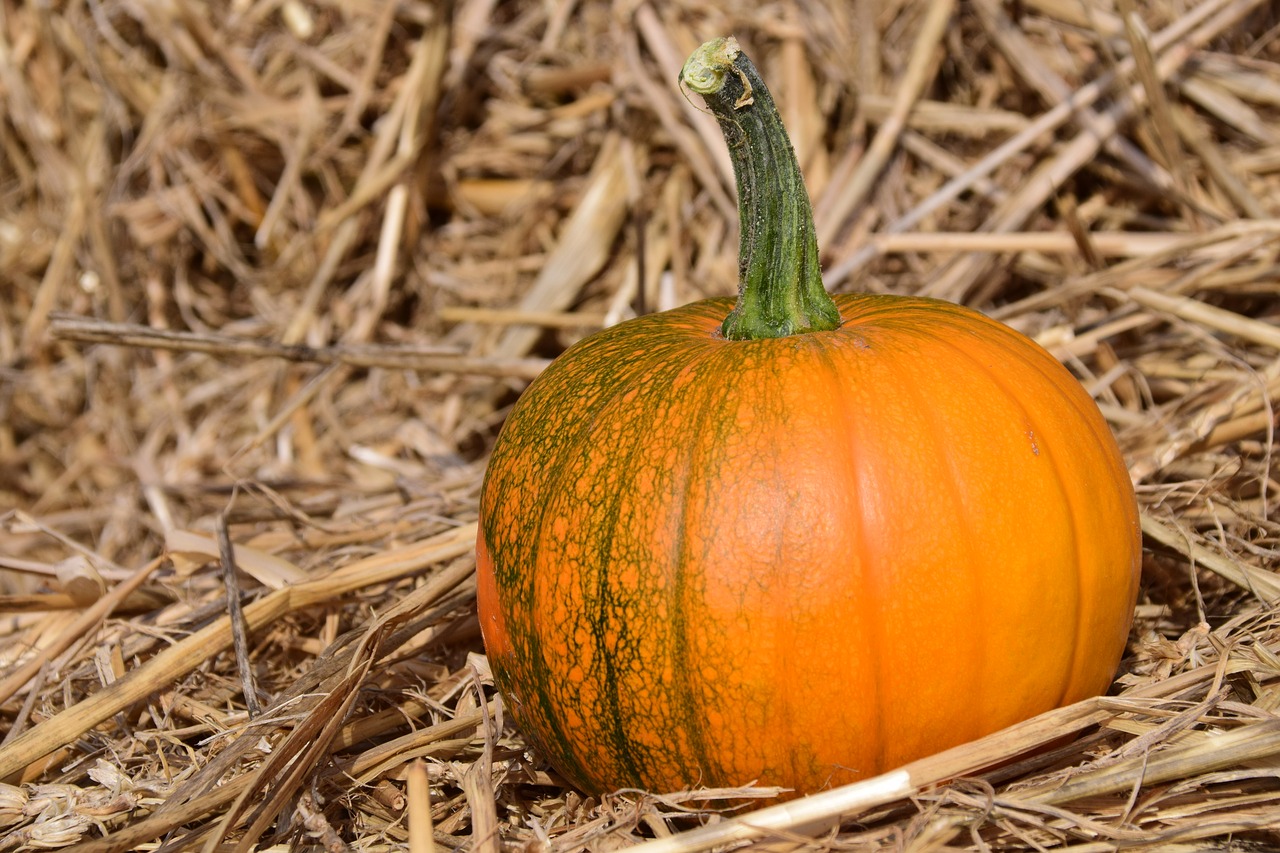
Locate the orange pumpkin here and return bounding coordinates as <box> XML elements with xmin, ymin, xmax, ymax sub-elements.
<box><xmin>476</xmin><ymin>37</ymin><xmax>1140</xmax><ymax>797</ymax></box>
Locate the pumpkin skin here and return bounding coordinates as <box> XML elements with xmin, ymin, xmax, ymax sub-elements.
<box><xmin>476</xmin><ymin>292</ymin><xmax>1141</xmax><ymax>797</ymax></box>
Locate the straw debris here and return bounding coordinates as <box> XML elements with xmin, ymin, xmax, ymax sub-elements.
<box><xmin>2</xmin><ymin>0</ymin><xmax>1280</xmax><ymax>849</ymax></box>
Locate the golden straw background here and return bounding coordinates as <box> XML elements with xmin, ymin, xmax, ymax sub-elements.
<box><xmin>2</xmin><ymin>0</ymin><xmax>1280</xmax><ymax>849</ymax></box>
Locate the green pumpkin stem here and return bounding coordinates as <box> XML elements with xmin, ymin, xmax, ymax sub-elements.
<box><xmin>680</xmin><ymin>37</ymin><xmax>840</xmax><ymax>341</ymax></box>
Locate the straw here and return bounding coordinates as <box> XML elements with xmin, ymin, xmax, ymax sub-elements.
<box><xmin>4</xmin><ymin>0</ymin><xmax>1280</xmax><ymax>848</ymax></box>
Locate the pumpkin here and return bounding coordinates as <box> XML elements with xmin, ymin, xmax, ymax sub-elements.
<box><xmin>476</xmin><ymin>37</ymin><xmax>1141</xmax><ymax>797</ymax></box>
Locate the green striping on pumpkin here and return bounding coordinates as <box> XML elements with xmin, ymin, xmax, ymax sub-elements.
<box><xmin>475</xmin><ymin>36</ymin><xmax>1141</xmax><ymax>797</ymax></box>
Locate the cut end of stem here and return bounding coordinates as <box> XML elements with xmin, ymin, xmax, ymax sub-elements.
<box><xmin>679</xmin><ymin>36</ymin><xmax>741</xmax><ymax>96</ymax></box>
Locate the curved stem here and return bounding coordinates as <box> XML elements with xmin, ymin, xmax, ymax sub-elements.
<box><xmin>680</xmin><ymin>37</ymin><xmax>840</xmax><ymax>341</ymax></box>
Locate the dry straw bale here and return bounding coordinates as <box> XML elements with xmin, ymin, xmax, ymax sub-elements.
<box><xmin>1</xmin><ymin>0</ymin><xmax>1280</xmax><ymax>849</ymax></box>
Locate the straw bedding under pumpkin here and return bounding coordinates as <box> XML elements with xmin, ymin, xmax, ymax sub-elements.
<box><xmin>2</xmin><ymin>0</ymin><xmax>1280</xmax><ymax>849</ymax></box>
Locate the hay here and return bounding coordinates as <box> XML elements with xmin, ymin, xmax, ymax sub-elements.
<box><xmin>2</xmin><ymin>0</ymin><xmax>1279</xmax><ymax>849</ymax></box>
